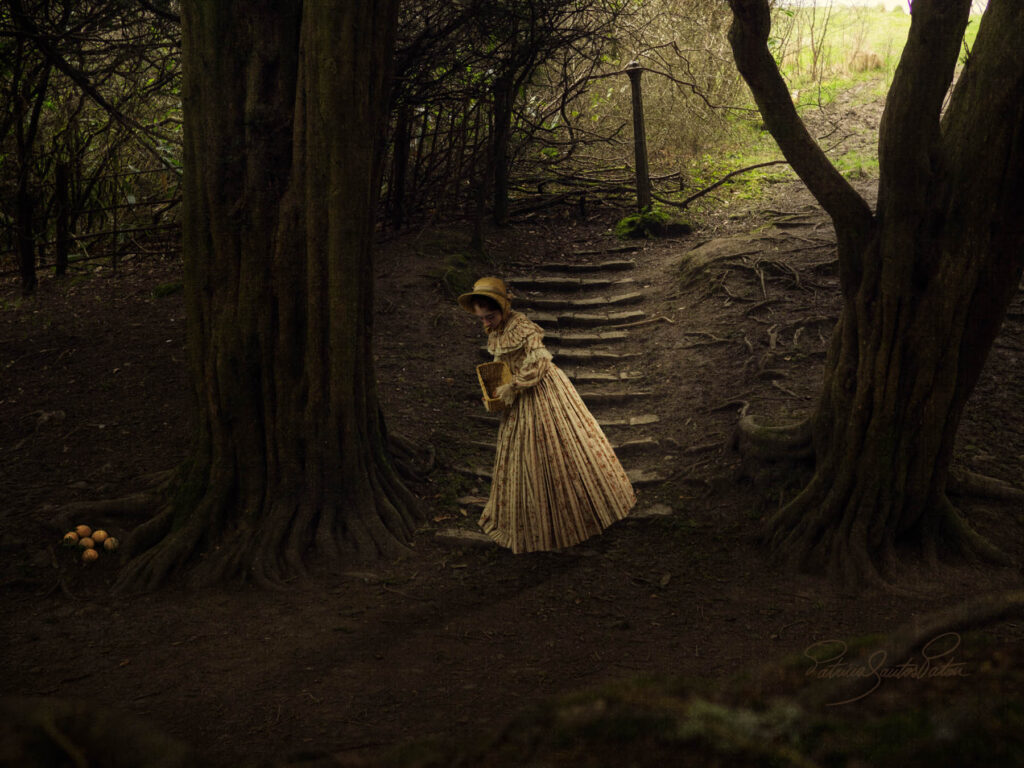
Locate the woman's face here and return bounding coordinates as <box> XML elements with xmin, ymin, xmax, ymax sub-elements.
<box><xmin>473</xmin><ymin>304</ymin><xmax>503</xmax><ymax>332</ymax></box>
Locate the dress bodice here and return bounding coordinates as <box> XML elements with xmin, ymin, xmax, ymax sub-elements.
<box><xmin>487</xmin><ymin>311</ymin><xmax>553</xmax><ymax>387</ymax></box>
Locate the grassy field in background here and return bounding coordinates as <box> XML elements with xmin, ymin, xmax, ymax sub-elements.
<box><xmin>680</xmin><ymin>6</ymin><xmax>984</xmax><ymax>210</ymax></box>
<box><xmin>776</xmin><ymin>5</ymin><xmax>981</xmax><ymax>87</ymax></box>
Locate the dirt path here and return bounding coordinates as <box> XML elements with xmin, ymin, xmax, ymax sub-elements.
<box><xmin>2</xmin><ymin>174</ymin><xmax>1024</xmax><ymax>765</ymax></box>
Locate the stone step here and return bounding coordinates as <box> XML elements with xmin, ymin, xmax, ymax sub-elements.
<box><xmin>469</xmin><ymin>366</ymin><xmax>644</xmax><ymax>384</ymax></box>
<box><xmin>627</xmin><ymin>468</ymin><xmax>669</xmax><ymax>485</ymax></box>
<box><xmin>465</xmin><ymin>389</ymin><xmax>651</xmax><ymax>409</ymax></box>
<box><xmin>457</xmin><ymin>492</ymin><xmax>671</xmax><ymax>517</ymax></box>
<box><xmin>629</xmin><ymin>503</ymin><xmax>675</xmax><ymax>519</ymax></box>
<box><xmin>526</xmin><ymin>310</ymin><xmax>646</xmax><ymax>328</ymax></box>
<box><xmin>452</xmin><ymin>465</ymin><xmax>666</xmax><ymax>487</ymax></box>
<box><xmin>553</xmin><ymin>348</ymin><xmax>641</xmax><ymax>362</ymax></box>
<box><xmin>508</xmin><ymin>276</ymin><xmax>637</xmax><ymax>290</ymax></box>
<box><xmin>516</xmin><ymin>291</ymin><xmax>645</xmax><ymax>311</ymax></box>
<box><xmin>571</xmin><ymin>245</ymin><xmax>642</xmax><ymax>258</ymax></box>
<box><xmin>469</xmin><ymin>412</ymin><xmax>660</xmax><ymax>429</ymax></box>
<box><xmin>467</xmin><ymin>435</ymin><xmax>659</xmax><ymax>455</ymax></box>
<box><xmin>613</xmin><ymin>437</ymin><xmax>661</xmax><ymax>454</ymax></box>
<box><xmin>435</xmin><ymin>528</ymin><xmax>495</xmax><ymax>547</ymax></box>
<box><xmin>598</xmin><ymin>414</ymin><xmax>661</xmax><ymax>428</ymax></box>
<box><xmin>453</xmin><ymin>464</ymin><xmax>493</xmax><ymax>480</ymax></box>
<box><xmin>544</xmin><ymin>330</ymin><xmax>629</xmax><ymax>346</ymax></box>
<box><xmin>562</xmin><ymin>368</ymin><xmax>644</xmax><ymax>383</ymax></box>
<box><xmin>538</xmin><ymin>258</ymin><xmax>637</xmax><ymax>272</ymax></box>
<box><xmin>524</xmin><ymin>310</ymin><xmax>560</xmax><ymax>326</ymax></box>
<box><xmin>478</xmin><ymin>346</ymin><xmax>641</xmax><ymax>362</ymax></box>
<box><xmin>578</xmin><ymin>390</ymin><xmax>653</xmax><ymax>405</ymax></box>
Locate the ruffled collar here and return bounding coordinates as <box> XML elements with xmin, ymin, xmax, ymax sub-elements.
<box><xmin>487</xmin><ymin>310</ymin><xmax>544</xmax><ymax>355</ymax></box>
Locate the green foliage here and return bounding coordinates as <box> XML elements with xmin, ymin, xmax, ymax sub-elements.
<box><xmin>834</xmin><ymin>149</ymin><xmax>878</xmax><ymax>180</ymax></box>
<box><xmin>417</xmin><ymin>229</ymin><xmax>492</xmax><ymax>299</ymax></box>
<box><xmin>614</xmin><ymin>207</ymin><xmax>692</xmax><ymax>240</ymax></box>
<box><xmin>772</xmin><ymin>5</ymin><xmax>984</xmax><ymax>92</ymax></box>
<box><xmin>152</xmin><ymin>281</ymin><xmax>183</xmax><ymax>298</ymax></box>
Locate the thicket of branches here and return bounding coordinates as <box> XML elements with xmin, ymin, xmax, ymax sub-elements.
<box><xmin>386</xmin><ymin>0</ymin><xmax>743</xmax><ymax>229</ymax></box>
<box><xmin>0</xmin><ymin>0</ymin><xmax>181</xmax><ymax>293</ymax></box>
<box><xmin>1</xmin><ymin>0</ymin><xmax>743</xmax><ymax>294</ymax></box>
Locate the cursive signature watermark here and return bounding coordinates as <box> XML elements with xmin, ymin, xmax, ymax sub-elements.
<box><xmin>804</xmin><ymin>632</ymin><xmax>970</xmax><ymax>706</ymax></box>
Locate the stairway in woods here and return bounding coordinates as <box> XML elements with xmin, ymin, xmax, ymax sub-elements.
<box><xmin>439</xmin><ymin>245</ymin><xmax>671</xmax><ymax>547</ymax></box>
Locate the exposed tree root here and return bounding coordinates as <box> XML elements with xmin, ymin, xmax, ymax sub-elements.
<box><xmin>932</xmin><ymin>495</ymin><xmax>1012</xmax><ymax>567</ymax></box>
<box><xmin>51</xmin><ymin>493</ymin><xmax>162</xmax><ymax>532</ymax></box>
<box><xmin>49</xmin><ymin>468</ymin><xmax>178</xmax><ymax>533</ymax></box>
<box><xmin>760</xmin><ymin>482</ymin><xmax>1012</xmax><ymax>592</ymax></box>
<box><xmin>389</xmin><ymin>431</ymin><xmax>436</xmax><ymax>482</ymax></box>
<box><xmin>110</xmin><ymin>456</ymin><xmax>420</xmax><ymax>593</ymax></box>
<box><xmin>732</xmin><ymin>412</ymin><xmax>813</xmax><ymax>461</ymax></box>
<box><xmin>947</xmin><ymin>467</ymin><xmax>1024</xmax><ymax>501</ymax></box>
<box><xmin>740</xmin><ymin>410</ymin><xmax>1013</xmax><ymax>591</ymax></box>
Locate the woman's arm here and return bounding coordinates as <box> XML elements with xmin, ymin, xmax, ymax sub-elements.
<box><xmin>494</xmin><ymin>331</ymin><xmax>552</xmax><ymax>405</ymax></box>
<box><xmin>511</xmin><ymin>333</ymin><xmax>553</xmax><ymax>389</ymax></box>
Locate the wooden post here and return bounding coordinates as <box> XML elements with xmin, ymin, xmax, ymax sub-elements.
<box><xmin>626</xmin><ymin>61</ymin><xmax>651</xmax><ymax>212</ymax></box>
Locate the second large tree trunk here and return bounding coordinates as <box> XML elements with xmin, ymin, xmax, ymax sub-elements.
<box><xmin>766</xmin><ymin>226</ymin><xmax>1020</xmax><ymax>586</ymax></box>
<box><xmin>731</xmin><ymin>0</ymin><xmax>1024</xmax><ymax>588</ymax></box>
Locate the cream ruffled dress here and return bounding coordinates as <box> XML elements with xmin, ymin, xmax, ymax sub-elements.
<box><xmin>479</xmin><ymin>311</ymin><xmax>636</xmax><ymax>552</ymax></box>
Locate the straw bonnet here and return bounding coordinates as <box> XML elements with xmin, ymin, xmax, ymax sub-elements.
<box><xmin>458</xmin><ymin>276</ymin><xmax>511</xmax><ymax>316</ymax></box>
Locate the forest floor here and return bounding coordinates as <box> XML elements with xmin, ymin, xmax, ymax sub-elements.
<box><xmin>3</xmin><ymin>84</ymin><xmax>1024</xmax><ymax>767</ymax></box>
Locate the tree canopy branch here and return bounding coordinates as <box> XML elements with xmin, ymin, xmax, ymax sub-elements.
<box><xmin>9</xmin><ymin>0</ymin><xmax>182</xmax><ymax>176</ymax></box>
<box><xmin>726</xmin><ymin>0</ymin><xmax>873</xmax><ymax>294</ymax></box>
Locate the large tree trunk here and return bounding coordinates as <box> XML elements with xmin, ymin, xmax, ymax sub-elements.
<box><xmin>115</xmin><ymin>0</ymin><xmax>419</xmax><ymax>591</ymax></box>
<box><xmin>728</xmin><ymin>0</ymin><xmax>1024</xmax><ymax>587</ymax></box>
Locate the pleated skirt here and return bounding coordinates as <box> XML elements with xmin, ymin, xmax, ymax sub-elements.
<box><xmin>478</xmin><ymin>365</ymin><xmax>636</xmax><ymax>553</ymax></box>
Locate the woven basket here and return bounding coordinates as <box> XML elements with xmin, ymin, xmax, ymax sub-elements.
<box><xmin>476</xmin><ymin>361</ymin><xmax>512</xmax><ymax>413</ymax></box>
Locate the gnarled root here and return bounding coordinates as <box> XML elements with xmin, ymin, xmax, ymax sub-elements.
<box><xmin>48</xmin><ymin>468</ymin><xmax>177</xmax><ymax>533</ymax></box>
<box><xmin>51</xmin><ymin>493</ymin><xmax>162</xmax><ymax>534</ymax></box>
<box><xmin>112</xmin><ymin>459</ymin><xmax>420</xmax><ymax>593</ymax></box>
<box><xmin>763</xmin><ymin>485</ymin><xmax>1011</xmax><ymax>593</ymax></box>
<box><xmin>926</xmin><ymin>494</ymin><xmax>1012</xmax><ymax>568</ymax></box>
<box><xmin>389</xmin><ymin>431</ymin><xmax>436</xmax><ymax>482</ymax></box>
<box><xmin>732</xmin><ymin>413</ymin><xmax>813</xmax><ymax>462</ymax></box>
<box><xmin>761</xmin><ymin>480</ymin><xmax>895</xmax><ymax>592</ymax></box>
<box><xmin>947</xmin><ymin>467</ymin><xmax>1024</xmax><ymax>502</ymax></box>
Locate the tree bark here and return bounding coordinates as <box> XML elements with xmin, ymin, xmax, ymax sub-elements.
<box><xmin>728</xmin><ymin>0</ymin><xmax>1024</xmax><ymax>587</ymax></box>
<box><xmin>115</xmin><ymin>0</ymin><xmax>419</xmax><ymax>591</ymax></box>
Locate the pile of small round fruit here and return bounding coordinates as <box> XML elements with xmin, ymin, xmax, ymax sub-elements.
<box><xmin>62</xmin><ymin>525</ymin><xmax>119</xmax><ymax>563</ymax></box>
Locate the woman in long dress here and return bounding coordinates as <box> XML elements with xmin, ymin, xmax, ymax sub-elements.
<box><xmin>458</xmin><ymin>276</ymin><xmax>635</xmax><ymax>553</ymax></box>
